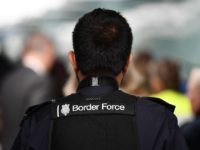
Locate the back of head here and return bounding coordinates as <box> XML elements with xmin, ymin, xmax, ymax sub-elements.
<box><xmin>73</xmin><ymin>8</ymin><xmax>133</xmax><ymax>76</ymax></box>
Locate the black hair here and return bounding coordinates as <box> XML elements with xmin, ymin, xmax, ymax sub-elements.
<box><xmin>73</xmin><ymin>8</ymin><xmax>133</xmax><ymax>76</ymax></box>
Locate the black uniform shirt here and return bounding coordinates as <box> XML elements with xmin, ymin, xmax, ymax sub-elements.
<box><xmin>11</xmin><ymin>76</ymin><xmax>188</xmax><ymax>150</ymax></box>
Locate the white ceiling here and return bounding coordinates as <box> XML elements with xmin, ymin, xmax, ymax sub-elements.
<box><xmin>0</xmin><ymin>0</ymin><xmax>67</xmax><ymax>26</ymax></box>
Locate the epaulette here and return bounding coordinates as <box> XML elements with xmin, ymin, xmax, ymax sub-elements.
<box><xmin>24</xmin><ymin>100</ymin><xmax>52</xmax><ymax>117</ymax></box>
<box><xmin>20</xmin><ymin>100</ymin><xmax>53</xmax><ymax>126</ymax></box>
<box><xmin>143</xmin><ymin>96</ymin><xmax>175</xmax><ymax>113</ymax></box>
<box><xmin>119</xmin><ymin>91</ymin><xmax>175</xmax><ymax>113</ymax></box>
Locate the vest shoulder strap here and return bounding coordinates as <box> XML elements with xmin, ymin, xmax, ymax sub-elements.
<box><xmin>141</xmin><ymin>96</ymin><xmax>175</xmax><ymax>113</ymax></box>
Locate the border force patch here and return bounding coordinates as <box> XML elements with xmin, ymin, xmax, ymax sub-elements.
<box><xmin>52</xmin><ymin>100</ymin><xmax>135</xmax><ymax>118</ymax></box>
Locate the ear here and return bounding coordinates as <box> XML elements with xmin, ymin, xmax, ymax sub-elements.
<box><xmin>67</xmin><ymin>51</ymin><xmax>78</xmax><ymax>71</ymax></box>
<box><xmin>123</xmin><ymin>53</ymin><xmax>133</xmax><ymax>74</ymax></box>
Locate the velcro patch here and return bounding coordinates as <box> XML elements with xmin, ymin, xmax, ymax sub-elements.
<box><xmin>52</xmin><ymin>100</ymin><xmax>135</xmax><ymax>118</ymax></box>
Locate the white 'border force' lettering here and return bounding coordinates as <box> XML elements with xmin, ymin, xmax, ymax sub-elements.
<box><xmin>71</xmin><ymin>103</ymin><xmax>125</xmax><ymax>112</ymax></box>
<box><xmin>102</xmin><ymin>103</ymin><xmax>125</xmax><ymax>111</ymax></box>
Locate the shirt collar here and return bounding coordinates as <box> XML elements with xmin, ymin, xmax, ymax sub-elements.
<box><xmin>77</xmin><ymin>76</ymin><xmax>118</xmax><ymax>95</ymax></box>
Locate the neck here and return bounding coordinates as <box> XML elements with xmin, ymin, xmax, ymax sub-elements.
<box><xmin>77</xmin><ymin>72</ymin><xmax>124</xmax><ymax>87</ymax></box>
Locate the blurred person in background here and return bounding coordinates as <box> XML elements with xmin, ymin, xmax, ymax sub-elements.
<box><xmin>120</xmin><ymin>55</ymin><xmax>149</xmax><ymax>96</ymax></box>
<box><xmin>63</xmin><ymin>64</ymin><xmax>78</xmax><ymax>96</ymax></box>
<box><xmin>0</xmin><ymin>32</ymin><xmax>56</xmax><ymax>150</ymax></box>
<box><xmin>0</xmin><ymin>47</ymin><xmax>14</xmax><ymax>148</ymax></box>
<box><xmin>134</xmin><ymin>51</ymin><xmax>153</xmax><ymax>80</ymax></box>
<box><xmin>149</xmin><ymin>59</ymin><xmax>191</xmax><ymax>123</ymax></box>
<box><xmin>121</xmin><ymin>51</ymin><xmax>152</xmax><ymax>96</ymax></box>
<box><xmin>181</xmin><ymin>68</ymin><xmax>200</xmax><ymax>150</ymax></box>
<box><xmin>0</xmin><ymin>47</ymin><xmax>14</xmax><ymax>85</ymax></box>
<box><xmin>0</xmin><ymin>107</ymin><xmax>3</xmax><ymax>150</ymax></box>
<box><xmin>50</xmin><ymin>59</ymin><xmax>69</xmax><ymax>97</ymax></box>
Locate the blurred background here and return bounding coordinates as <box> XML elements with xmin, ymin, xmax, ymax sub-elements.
<box><xmin>0</xmin><ymin>0</ymin><xmax>200</xmax><ymax>149</ymax></box>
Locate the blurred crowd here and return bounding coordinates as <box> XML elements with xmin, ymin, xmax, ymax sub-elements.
<box><xmin>0</xmin><ymin>32</ymin><xmax>200</xmax><ymax>150</ymax></box>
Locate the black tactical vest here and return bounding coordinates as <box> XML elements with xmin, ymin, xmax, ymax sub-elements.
<box><xmin>50</xmin><ymin>76</ymin><xmax>139</xmax><ymax>150</ymax></box>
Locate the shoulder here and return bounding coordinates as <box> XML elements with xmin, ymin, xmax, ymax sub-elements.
<box><xmin>120</xmin><ymin>92</ymin><xmax>180</xmax><ymax>139</ymax></box>
<box><xmin>140</xmin><ymin>96</ymin><xmax>175</xmax><ymax>113</ymax></box>
<box><xmin>20</xmin><ymin>100</ymin><xmax>52</xmax><ymax>126</ymax></box>
<box><xmin>118</xmin><ymin>90</ymin><xmax>175</xmax><ymax>113</ymax></box>
<box><xmin>119</xmin><ymin>91</ymin><xmax>178</xmax><ymax>128</ymax></box>
<box><xmin>135</xmin><ymin>96</ymin><xmax>179</xmax><ymax>140</ymax></box>
<box><xmin>24</xmin><ymin>100</ymin><xmax>51</xmax><ymax>117</ymax></box>
<box><xmin>137</xmin><ymin>96</ymin><xmax>178</xmax><ymax>131</ymax></box>
<box><xmin>21</xmin><ymin>94</ymin><xmax>77</xmax><ymax>125</ymax></box>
